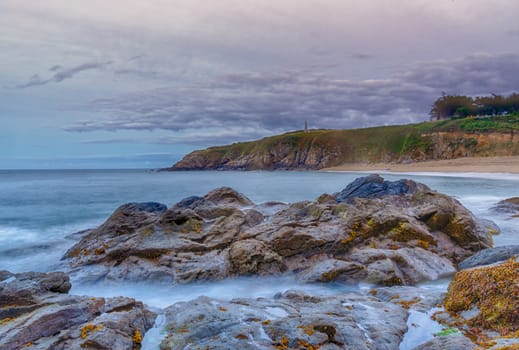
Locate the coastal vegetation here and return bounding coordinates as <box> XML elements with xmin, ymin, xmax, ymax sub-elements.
<box><xmin>430</xmin><ymin>93</ymin><xmax>519</xmax><ymax>120</ymax></box>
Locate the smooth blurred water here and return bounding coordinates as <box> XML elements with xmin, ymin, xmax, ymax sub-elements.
<box><xmin>1</xmin><ymin>169</ymin><xmax>518</xmax><ymax>349</ymax></box>
<box><xmin>1</xmin><ymin>169</ymin><xmax>518</xmax><ymax>273</ymax></box>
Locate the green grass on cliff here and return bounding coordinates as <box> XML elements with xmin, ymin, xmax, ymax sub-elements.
<box><xmin>174</xmin><ymin>114</ymin><xmax>519</xmax><ymax>169</ymax></box>
<box><xmin>416</xmin><ymin>113</ymin><xmax>519</xmax><ymax>132</ymax></box>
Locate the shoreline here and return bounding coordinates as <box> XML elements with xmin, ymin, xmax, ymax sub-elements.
<box><xmin>321</xmin><ymin>156</ymin><xmax>519</xmax><ymax>174</ymax></box>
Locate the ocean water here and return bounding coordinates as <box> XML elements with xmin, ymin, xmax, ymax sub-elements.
<box><xmin>1</xmin><ymin>169</ymin><xmax>518</xmax><ymax>349</ymax></box>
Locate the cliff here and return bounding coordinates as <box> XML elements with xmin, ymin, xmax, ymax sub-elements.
<box><xmin>166</xmin><ymin>115</ymin><xmax>519</xmax><ymax>170</ymax></box>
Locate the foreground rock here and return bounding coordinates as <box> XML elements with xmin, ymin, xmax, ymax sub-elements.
<box><xmin>412</xmin><ymin>336</ymin><xmax>476</xmax><ymax>350</ymax></box>
<box><xmin>64</xmin><ymin>175</ymin><xmax>495</xmax><ymax>286</ymax></box>
<box><xmin>160</xmin><ymin>290</ymin><xmax>409</xmax><ymax>350</ymax></box>
<box><xmin>0</xmin><ymin>271</ymin><xmax>155</xmax><ymax>350</ymax></box>
<box><xmin>437</xmin><ymin>258</ymin><xmax>519</xmax><ymax>348</ymax></box>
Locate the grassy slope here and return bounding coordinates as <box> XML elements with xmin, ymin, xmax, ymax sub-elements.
<box><xmin>173</xmin><ymin>114</ymin><xmax>519</xmax><ymax>169</ymax></box>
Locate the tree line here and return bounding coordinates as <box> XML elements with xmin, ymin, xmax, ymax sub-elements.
<box><xmin>430</xmin><ymin>93</ymin><xmax>519</xmax><ymax>120</ymax></box>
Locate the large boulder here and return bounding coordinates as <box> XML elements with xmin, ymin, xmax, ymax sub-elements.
<box><xmin>159</xmin><ymin>291</ymin><xmax>409</xmax><ymax>350</ymax></box>
<box><xmin>63</xmin><ymin>177</ymin><xmax>496</xmax><ymax>286</ymax></box>
<box><xmin>0</xmin><ymin>271</ymin><xmax>155</xmax><ymax>350</ymax></box>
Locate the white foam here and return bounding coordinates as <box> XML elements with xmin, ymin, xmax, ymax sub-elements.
<box><xmin>0</xmin><ymin>226</ymin><xmax>38</xmax><ymax>245</ymax></box>
<box><xmin>141</xmin><ymin>314</ymin><xmax>167</xmax><ymax>350</ymax></box>
<box><xmin>326</xmin><ymin>169</ymin><xmax>519</xmax><ymax>181</ymax></box>
<box><xmin>265</xmin><ymin>307</ymin><xmax>289</xmax><ymax>318</ymax></box>
<box><xmin>0</xmin><ymin>276</ymin><xmax>16</xmax><ymax>284</ymax></box>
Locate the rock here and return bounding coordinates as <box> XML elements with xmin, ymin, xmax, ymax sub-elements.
<box><xmin>335</xmin><ymin>174</ymin><xmax>429</xmax><ymax>202</ymax></box>
<box><xmin>0</xmin><ymin>271</ymin><xmax>155</xmax><ymax>350</ymax></box>
<box><xmin>458</xmin><ymin>245</ymin><xmax>519</xmax><ymax>269</ymax></box>
<box><xmin>253</xmin><ymin>201</ymin><xmax>288</xmax><ymax>216</ymax></box>
<box><xmin>298</xmin><ymin>259</ymin><xmax>366</xmax><ymax>283</ymax></box>
<box><xmin>348</xmin><ymin>248</ymin><xmax>456</xmax><ymax>285</ymax></box>
<box><xmin>444</xmin><ymin>258</ymin><xmax>519</xmax><ymax>340</ymax></box>
<box><xmin>493</xmin><ymin>197</ymin><xmax>519</xmax><ymax>216</ymax></box>
<box><xmin>412</xmin><ymin>335</ymin><xmax>476</xmax><ymax>350</ymax></box>
<box><xmin>160</xmin><ymin>291</ymin><xmax>409</xmax><ymax>350</ymax></box>
<box><xmin>229</xmin><ymin>239</ymin><xmax>285</xmax><ymax>275</ymax></box>
<box><xmin>92</xmin><ymin>201</ymin><xmax>167</xmax><ymax>237</ymax></box>
<box><xmin>372</xmin><ymin>286</ymin><xmax>445</xmax><ymax>312</ymax></box>
<box><xmin>172</xmin><ymin>195</ymin><xmax>204</xmax><ymax>209</ymax></box>
<box><xmin>203</xmin><ymin>186</ymin><xmax>254</xmax><ymax>206</ymax></box>
<box><xmin>63</xmin><ymin>176</ymin><xmax>496</xmax><ymax>285</ymax></box>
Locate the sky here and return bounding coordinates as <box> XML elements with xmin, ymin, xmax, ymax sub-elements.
<box><xmin>1</xmin><ymin>0</ymin><xmax>519</xmax><ymax>169</ymax></box>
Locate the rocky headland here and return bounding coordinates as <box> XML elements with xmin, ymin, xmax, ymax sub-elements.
<box><xmin>2</xmin><ymin>175</ymin><xmax>517</xmax><ymax>349</ymax></box>
<box><xmin>164</xmin><ymin>115</ymin><xmax>519</xmax><ymax>171</ymax></box>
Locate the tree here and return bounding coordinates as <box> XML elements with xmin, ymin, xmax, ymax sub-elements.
<box><xmin>505</xmin><ymin>93</ymin><xmax>519</xmax><ymax>113</ymax></box>
<box><xmin>430</xmin><ymin>94</ymin><xmax>475</xmax><ymax>120</ymax></box>
<box><xmin>430</xmin><ymin>92</ymin><xmax>519</xmax><ymax>120</ymax></box>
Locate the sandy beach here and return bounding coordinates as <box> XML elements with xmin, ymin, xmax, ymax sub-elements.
<box><xmin>322</xmin><ymin>156</ymin><xmax>519</xmax><ymax>174</ymax></box>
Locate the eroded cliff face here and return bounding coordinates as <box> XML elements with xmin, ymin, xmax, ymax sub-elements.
<box><xmin>173</xmin><ymin>142</ymin><xmax>340</xmax><ymax>170</ymax></box>
<box><xmin>168</xmin><ymin>130</ymin><xmax>519</xmax><ymax>170</ymax></box>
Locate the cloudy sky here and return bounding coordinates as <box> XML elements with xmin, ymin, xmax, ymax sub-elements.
<box><xmin>1</xmin><ymin>0</ymin><xmax>519</xmax><ymax>168</ymax></box>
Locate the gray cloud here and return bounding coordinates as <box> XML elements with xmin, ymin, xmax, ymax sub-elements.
<box><xmin>64</xmin><ymin>53</ymin><xmax>519</xmax><ymax>146</ymax></box>
<box><xmin>49</xmin><ymin>65</ymin><xmax>62</xmax><ymax>71</ymax></box>
<box><xmin>81</xmin><ymin>128</ymin><xmax>269</xmax><ymax>147</ymax></box>
<box><xmin>399</xmin><ymin>53</ymin><xmax>519</xmax><ymax>94</ymax></box>
<box><xmin>17</xmin><ymin>61</ymin><xmax>112</xmax><ymax>88</ymax></box>
<box><xmin>351</xmin><ymin>53</ymin><xmax>375</xmax><ymax>60</ymax></box>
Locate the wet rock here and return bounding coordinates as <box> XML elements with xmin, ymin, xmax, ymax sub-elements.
<box><xmin>493</xmin><ymin>197</ymin><xmax>519</xmax><ymax>216</ymax></box>
<box><xmin>412</xmin><ymin>335</ymin><xmax>476</xmax><ymax>350</ymax></box>
<box><xmin>253</xmin><ymin>201</ymin><xmax>289</xmax><ymax>216</ymax></box>
<box><xmin>0</xmin><ymin>271</ymin><xmax>155</xmax><ymax>350</ymax></box>
<box><xmin>63</xmin><ymin>176</ymin><xmax>496</xmax><ymax>285</ymax></box>
<box><xmin>160</xmin><ymin>291</ymin><xmax>408</xmax><ymax>350</ymax></box>
<box><xmin>373</xmin><ymin>286</ymin><xmax>445</xmax><ymax>312</ymax></box>
<box><xmin>335</xmin><ymin>174</ymin><xmax>429</xmax><ymax>202</ymax></box>
<box><xmin>458</xmin><ymin>245</ymin><xmax>519</xmax><ymax>269</ymax></box>
<box><xmin>172</xmin><ymin>195</ymin><xmax>204</xmax><ymax>209</ymax></box>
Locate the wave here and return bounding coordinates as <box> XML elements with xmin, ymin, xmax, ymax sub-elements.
<box><xmin>0</xmin><ymin>226</ymin><xmax>39</xmax><ymax>245</ymax></box>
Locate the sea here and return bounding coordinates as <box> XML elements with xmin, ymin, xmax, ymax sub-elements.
<box><xmin>1</xmin><ymin>169</ymin><xmax>518</xmax><ymax>349</ymax></box>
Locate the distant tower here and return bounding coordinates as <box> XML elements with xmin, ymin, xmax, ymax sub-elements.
<box><xmin>304</xmin><ymin>120</ymin><xmax>308</xmax><ymax>133</ymax></box>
